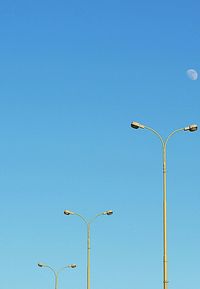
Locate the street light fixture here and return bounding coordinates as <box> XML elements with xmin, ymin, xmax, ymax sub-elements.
<box><xmin>37</xmin><ymin>262</ymin><xmax>76</xmax><ymax>289</ymax></box>
<box><xmin>103</xmin><ymin>210</ymin><xmax>113</xmax><ymax>215</ymax></box>
<box><xmin>38</xmin><ymin>263</ymin><xmax>45</xmax><ymax>267</ymax></box>
<box><xmin>64</xmin><ymin>210</ymin><xmax>74</xmax><ymax>215</ymax></box>
<box><xmin>184</xmin><ymin>124</ymin><xmax>198</xmax><ymax>132</ymax></box>
<box><xmin>63</xmin><ymin>210</ymin><xmax>113</xmax><ymax>289</ymax></box>
<box><xmin>68</xmin><ymin>264</ymin><xmax>77</xmax><ymax>268</ymax></box>
<box><xmin>130</xmin><ymin>121</ymin><xmax>145</xmax><ymax>129</ymax></box>
<box><xmin>131</xmin><ymin>121</ymin><xmax>197</xmax><ymax>289</ymax></box>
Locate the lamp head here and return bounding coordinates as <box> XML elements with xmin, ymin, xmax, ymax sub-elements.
<box><xmin>64</xmin><ymin>210</ymin><xmax>74</xmax><ymax>215</ymax></box>
<box><xmin>103</xmin><ymin>210</ymin><xmax>113</xmax><ymax>215</ymax></box>
<box><xmin>38</xmin><ymin>263</ymin><xmax>45</xmax><ymax>268</ymax></box>
<box><xmin>184</xmin><ymin>124</ymin><xmax>198</xmax><ymax>132</ymax></box>
<box><xmin>131</xmin><ymin>121</ymin><xmax>145</xmax><ymax>129</ymax></box>
<box><xmin>68</xmin><ymin>264</ymin><xmax>77</xmax><ymax>269</ymax></box>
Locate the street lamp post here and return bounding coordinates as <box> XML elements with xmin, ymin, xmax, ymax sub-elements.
<box><xmin>63</xmin><ymin>210</ymin><xmax>113</xmax><ymax>289</ymax></box>
<box><xmin>131</xmin><ymin>121</ymin><xmax>197</xmax><ymax>289</ymax></box>
<box><xmin>38</xmin><ymin>262</ymin><xmax>76</xmax><ymax>289</ymax></box>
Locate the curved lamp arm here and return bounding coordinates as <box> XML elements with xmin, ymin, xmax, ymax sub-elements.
<box><xmin>38</xmin><ymin>263</ymin><xmax>57</xmax><ymax>278</ymax></box>
<box><xmin>144</xmin><ymin>125</ymin><xmax>165</xmax><ymax>148</ymax></box>
<box><xmin>89</xmin><ymin>210</ymin><xmax>113</xmax><ymax>224</ymax></box>
<box><xmin>145</xmin><ymin>126</ymin><xmax>185</xmax><ymax>151</ymax></box>
<box><xmin>64</xmin><ymin>210</ymin><xmax>88</xmax><ymax>224</ymax></box>
<box><xmin>165</xmin><ymin>127</ymin><xmax>185</xmax><ymax>147</ymax></box>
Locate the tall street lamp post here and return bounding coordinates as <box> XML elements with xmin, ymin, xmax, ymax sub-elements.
<box><xmin>131</xmin><ymin>121</ymin><xmax>197</xmax><ymax>289</ymax></box>
<box><xmin>38</xmin><ymin>262</ymin><xmax>76</xmax><ymax>289</ymax></box>
<box><xmin>64</xmin><ymin>210</ymin><xmax>113</xmax><ymax>289</ymax></box>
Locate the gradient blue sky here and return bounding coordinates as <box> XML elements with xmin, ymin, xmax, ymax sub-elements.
<box><xmin>0</xmin><ymin>1</ymin><xmax>199</xmax><ymax>289</ymax></box>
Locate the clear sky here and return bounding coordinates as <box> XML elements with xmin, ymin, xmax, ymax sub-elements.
<box><xmin>0</xmin><ymin>1</ymin><xmax>199</xmax><ymax>289</ymax></box>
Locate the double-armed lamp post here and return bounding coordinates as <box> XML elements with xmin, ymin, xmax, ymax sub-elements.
<box><xmin>38</xmin><ymin>262</ymin><xmax>76</xmax><ymax>289</ymax></box>
<box><xmin>131</xmin><ymin>121</ymin><xmax>197</xmax><ymax>289</ymax></box>
<box><xmin>64</xmin><ymin>210</ymin><xmax>113</xmax><ymax>289</ymax></box>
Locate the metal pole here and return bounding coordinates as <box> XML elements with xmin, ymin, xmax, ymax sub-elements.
<box><xmin>162</xmin><ymin>127</ymin><xmax>184</xmax><ymax>289</ymax></box>
<box><xmin>163</xmin><ymin>145</ymin><xmax>168</xmax><ymax>289</ymax></box>
<box><xmin>87</xmin><ymin>223</ymin><xmax>91</xmax><ymax>289</ymax></box>
<box><xmin>55</xmin><ymin>273</ymin><xmax>59</xmax><ymax>289</ymax></box>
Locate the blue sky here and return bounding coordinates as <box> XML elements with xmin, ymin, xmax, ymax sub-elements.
<box><xmin>0</xmin><ymin>1</ymin><xmax>199</xmax><ymax>289</ymax></box>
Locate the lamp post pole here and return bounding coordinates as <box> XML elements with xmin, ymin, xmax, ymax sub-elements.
<box><xmin>131</xmin><ymin>121</ymin><xmax>197</xmax><ymax>289</ymax></box>
<box><xmin>38</xmin><ymin>263</ymin><xmax>76</xmax><ymax>289</ymax></box>
<box><xmin>87</xmin><ymin>222</ymin><xmax>91</xmax><ymax>289</ymax></box>
<box><xmin>64</xmin><ymin>210</ymin><xmax>113</xmax><ymax>289</ymax></box>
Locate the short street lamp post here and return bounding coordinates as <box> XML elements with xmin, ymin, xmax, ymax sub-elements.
<box><xmin>38</xmin><ymin>262</ymin><xmax>76</xmax><ymax>289</ymax></box>
<box><xmin>64</xmin><ymin>210</ymin><xmax>113</xmax><ymax>289</ymax></box>
<box><xmin>131</xmin><ymin>121</ymin><xmax>197</xmax><ymax>289</ymax></box>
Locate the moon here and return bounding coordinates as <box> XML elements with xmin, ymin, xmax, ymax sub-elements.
<box><xmin>186</xmin><ymin>69</ymin><xmax>198</xmax><ymax>80</ymax></box>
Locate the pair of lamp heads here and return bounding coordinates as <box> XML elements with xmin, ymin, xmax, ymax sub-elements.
<box><xmin>131</xmin><ymin>121</ymin><xmax>198</xmax><ymax>132</ymax></box>
<box><xmin>38</xmin><ymin>263</ymin><xmax>77</xmax><ymax>268</ymax></box>
<box><xmin>63</xmin><ymin>210</ymin><xmax>113</xmax><ymax>216</ymax></box>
